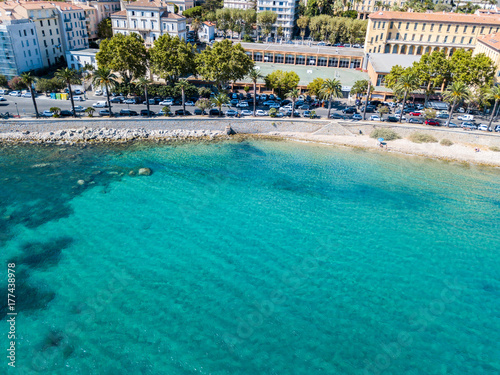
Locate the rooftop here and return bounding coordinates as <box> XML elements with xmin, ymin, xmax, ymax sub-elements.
<box><xmin>124</xmin><ymin>0</ymin><xmax>164</xmax><ymax>8</ymax></box>
<box><xmin>239</xmin><ymin>42</ymin><xmax>365</xmax><ymax>57</ymax></box>
<box><xmin>477</xmin><ymin>33</ymin><xmax>500</xmax><ymax>52</ymax></box>
<box><xmin>368</xmin><ymin>10</ymin><xmax>500</xmax><ymax>24</ymax></box>
<box><xmin>368</xmin><ymin>53</ymin><xmax>421</xmax><ymax>74</ymax></box>
<box><xmin>67</xmin><ymin>48</ymin><xmax>99</xmax><ymax>54</ymax></box>
<box><xmin>111</xmin><ymin>9</ymin><xmax>126</xmax><ymax>17</ymax></box>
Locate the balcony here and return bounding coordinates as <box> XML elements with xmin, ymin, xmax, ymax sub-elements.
<box><xmin>65</xmin><ymin>26</ymin><xmax>73</xmax><ymax>32</ymax></box>
<box><xmin>64</xmin><ymin>18</ymin><xmax>71</xmax><ymax>23</ymax></box>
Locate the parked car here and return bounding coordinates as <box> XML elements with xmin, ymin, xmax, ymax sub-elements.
<box><xmin>285</xmin><ymin>110</ymin><xmax>301</xmax><ymax>117</ymax></box>
<box><xmin>110</xmin><ymin>97</ymin><xmax>123</xmax><ymax>103</ymax></box>
<box><xmin>447</xmin><ymin>122</ymin><xmax>458</xmax><ymax>128</ymax></box>
<box><xmin>226</xmin><ymin>109</ymin><xmax>238</xmax><ymax>117</ymax></box>
<box><xmin>143</xmin><ymin>99</ymin><xmax>155</xmax><ymax>105</ymax></box>
<box><xmin>73</xmin><ymin>96</ymin><xmax>85</xmax><ymax>101</ymax></box>
<box><xmin>0</xmin><ymin>96</ymin><xmax>6</xmax><ymax>101</ymax></box>
<box><xmin>59</xmin><ymin>110</ymin><xmax>73</xmax><ymax>117</ymax></box>
<box><xmin>119</xmin><ymin>109</ymin><xmax>138</xmax><ymax>116</ymax></box>
<box><xmin>260</xmin><ymin>94</ymin><xmax>268</xmax><ymax>101</ymax></box>
<box><xmin>477</xmin><ymin>124</ymin><xmax>489</xmax><ymax>131</ymax></box>
<box><xmin>230</xmin><ymin>99</ymin><xmax>239</xmax><ymax>106</ymax></box>
<box><xmin>74</xmin><ymin>105</ymin><xmax>85</xmax><ymax>112</ymax></box>
<box><xmin>408</xmin><ymin>111</ymin><xmax>422</xmax><ymax>116</ymax></box>
<box><xmin>255</xmin><ymin>110</ymin><xmax>268</xmax><ymax>116</ymax></box>
<box><xmin>299</xmin><ymin>104</ymin><xmax>310</xmax><ymax>110</ymax></box>
<box><xmin>241</xmin><ymin>109</ymin><xmax>253</xmax><ymax>116</ymax></box>
<box><xmin>140</xmin><ymin>109</ymin><xmax>155</xmax><ymax>116</ymax></box>
<box><xmin>175</xmin><ymin>109</ymin><xmax>192</xmax><ymax>116</ymax></box>
<box><xmin>495</xmin><ymin>125</ymin><xmax>500</xmax><ymax>132</ymax></box>
<box><xmin>236</xmin><ymin>101</ymin><xmax>249</xmax><ymax>108</ymax></box>
<box><xmin>457</xmin><ymin>114</ymin><xmax>474</xmax><ymax>121</ymax></box>
<box><xmin>303</xmin><ymin>111</ymin><xmax>319</xmax><ymax>118</ymax></box>
<box><xmin>159</xmin><ymin>99</ymin><xmax>173</xmax><ymax>106</ymax></box>
<box><xmin>99</xmin><ymin>109</ymin><xmax>111</xmax><ymax>116</ymax></box>
<box><xmin>9</xmin><ymin>91</ymin><xmax>21</xmax><ymax>97</ymax></box>
<box><xmin>263</xmin><ymin>100</ymin><xmax>276</xmax><ymax>106</ymax></box>
<box><xmin>330</xmin><ymin>113</ymin><xmax>344</xmax><ymax>119</ymax></box>
<box><xmin>342</xmin><ymin>107</ymin><xmax>357</xmax><ymax>114</ymax></box>
<box><xmin>353</xmin><ymin>43</ymin><xmax>361</xmax><ymax>48</ymax></box>
<box><xmin>461</xmin><ymin>122</ymin><xmax>477</xmax><ymax>130</ymax></box>
<box><xmin>94</xmin><ymin>90</ymin><xmax>103</xmax><ymax>96</ymax></box>
<box><xmin>194</xmin><ymin>108</ymin><xmax>206</xmax><ymax>115</ymax></box>
<box><xmin>21</xmin><ymin>92</ymin><xmax>33</xmax><ymax>98</ymax></box>
<box><xmin>383</xmin><ymin>116</ymin><xmax>399</xmax><ymax>122</ymax></box>
<box><xmin>92</xmin><ymin>101</ymin><xmax>108</xmax><ymax>108</ymax></box>
<box><xmin>74</xmin><ymin>89</ymin><xmax>84</xmax><ymax>95</ymax></box>
<box><xmin>42</xmin><ymin>110</ymin><xmax>54</xmax><ymax>117</ymax></box>
<box><xmin>185</xmin><ymin>101</ymin><xmax>195</xmax><ymax>106</ymax></box>
<box><xmin>209</xmin><ymin>108</ymin><xmax>223</xmax><ymax>116</ymax></box>
<box><xmin>425</xmin><ymin>119</ymin><xmax>440</xmax><ymax>126</ymax></box>
<box><xmin>437</xmin><ymin>113</ymin><xmax>449</xmax><ymax>119</ymax></box>
<box><xmin>370</xmin><ymin>115</ymin><xmax>381</xmax><ymax>121</ymax></box>
<box><xmin>406</xmin><ymin>117</ymin><xmax>423</xmax><ymax>124</ymax></box>
<box><xmin>352</xmin><ymin>114</ymin><xmax>363</xmax><ymax>120</ymax></box>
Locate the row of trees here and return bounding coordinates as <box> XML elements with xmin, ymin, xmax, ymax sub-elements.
<box><xmin>297</xmin><ymin>15</ymin><xmax>366</xmax><ymax>44</ymax></box>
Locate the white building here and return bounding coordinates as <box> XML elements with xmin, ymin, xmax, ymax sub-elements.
<box><xmin>0</xmin><ymin>18</ymin><xmax>43</xmax><ymax>79</ymax></box>
<box><xmin>73</xmin><ymin>0</ymin><xmax>121</xmax><ymax>23</ymax></box>
<box><xmin>198</xmin><ymin>21</ymin><xmax>215</xmax><ymax>42</ymax></box>
<box><xmin>55</xmin><ymin>3</ymin><xmax>89</xmax><ymax>51</ymax></box>
<box><xmin>111</xmin><ymin>0</ymin><xmax>186</xmax><ymax>47</ymax></box>
<box><xmin>168</xmin><ymin>0</ymin><xmax>195</xmax><ymax>12</ymax></box>
<box><xmin>257</xmin><ymin>0</ymin><xmax>299</xmax><ymax>40</ymax></box>
<box><xmin>224</xmin><ymin>0</ymin><xmax>255</xmax><ymax>10</ymax></box>
<box><xmin>66</xmin><ymin>48</ymin><xmax>98</xmax><ymax>70</ymax></box>
<box><xmin>0</xmin><ymin>1</ymin><xmax>65</xmax><ymax>68</ymax></box>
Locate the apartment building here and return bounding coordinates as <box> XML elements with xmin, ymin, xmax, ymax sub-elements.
<box><xmin>0</xmin><ymin>18</ymin><xmax>43</xmax><ymax>79</ymax></box>
<box><xmin>111</xmin><ymin>0</ymin><xmax>186</xmax><ymax>47</ymax></box>
<box><xmin>55</xmin><ymin>3</ymin><xmax>89</xmax><ymax>51</ymax></box>
<box><xmin>354</xmin><ymin>0</ymin><xmax>404</xmax><ymax>20</ymax></box>
<box><xmin>224</xmin><ymin>0</ymin><xmax>255</xmax><ymax>10</ymax></box>
<box><xmin>474</xmin><ymin>34</ymin><xmax>500</xmax><ymax>82</ymax></box>
<box><xmin>0</xmin><ymin>1</ymin><xmax>64</xmax><ymax>68</ymax></box>
<box><xmin>79</xmin><ymin>4</ymin><xmax>99</xmax><ymax>40</ymax></box>
<box><xmin>73</xmin><ymin>0</ymin><xmax>121</xmax><ymax>23</ymax></box>
<box><xmin>365</xmin><ymin>11</ymin><xmax>500</xmax><ymax>57</ymax></box>
<box><xmin>257</xmin><ymin>0</ymin><xmax>300</xmax><ymax>40</ymax></box>
<box><xmin>168</xmin><ymin>0</ymin><xmax>195</xmax><ymax>12</ymax></box>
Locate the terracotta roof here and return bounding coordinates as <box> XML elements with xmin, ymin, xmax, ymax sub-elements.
<box><xmin>203</xmin><ymin>21</ymin><xmax>215</xmax><ymax>27</ymax></box>
<box><xmin>55</xmin><ymin>3</ymin><xmax>84</xmax><ymax>11</ymax></box>
<box><xmin>160</xmin><ymin>11</ymin><xmax>184</xmax><ymax>19</ymax></box>
<box><xmin>477</xmin><ymin>33</ymin><xmax>500</xmax><ymax>52</ymax></box>
<box><xmin>110</xmin><ymin>9</ymin><xmax>126</xmax><ymax>17</ymax></box>
<box><xmin>126</xmin><ymin>0</ymin><xmax>163</xmax><ymax>8</ymax></box>
<box><xmin>368</xmin><ymin>11</ymin><xmax>500</xmax><ymax>25</ymax></box>
<box><xmin>9</xmin><ymin>1</ymin><xmax>57</xmax><ymax>10</ymax></box>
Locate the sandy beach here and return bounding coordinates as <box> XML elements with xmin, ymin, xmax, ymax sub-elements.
<box><xmin>0</xmin><ymin>117</ymin><xmax>499</xmax><ymax>167</ymax></box>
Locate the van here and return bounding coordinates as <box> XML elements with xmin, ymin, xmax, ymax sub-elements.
<box><xmin>457</xmin><ymin>114</ymin><xmax>474</xmax><ymax>121</ymax></box>
<box><xmin>92</xmin><ymin>101</ymin><xmax>108</xmax><ymax>108</ymax></box>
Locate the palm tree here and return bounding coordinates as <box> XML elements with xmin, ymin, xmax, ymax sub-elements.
<box><xmin>91</xmin><ymin>67</ymin><xmax>118</xmax><ymax>117</ymax></box>
<box><xmin>55</xmin><ymin>68</ymin><xmax>80</xmax><ymax>117</ymax></box>
<box><xmin>211</xmin><ymin>93</ymin><xmax>229</xmax><ymax>116</ymax></box>
<box><xmin>175</xmin><ymin>79</ymin><xmax>190</xmax><ymax>115</ymax></box>
<box><xmin>442</xmin><ymin>81</ymin><xmax>470</xmax><ymax>127</ymax></box>
<box><xmin>351</xmin><ymin>79</ymin><xmax>369</xmax><ymax>101</ymax></box>
<box><xmin>485</xmin><ymin>85</ymin><xmax>500</xmax><ymax>131</ymax></box>
<box><xmin>247</xmin><ymin>68</ymin><xmax>263</xmax><ymax>116</ymax></box>
<box><xmin>320</xmin><ymin>78</ymin><xmax>342</xmax><ymax>118</ymax></box>
<box><xmin>394</xmin><ymin>73</ymin><xmax>420</xmax><ymax>123</ymax></box>
<box><xmin>20</xmin><ymin>72</ymin><xmax>39</xmax><ymax>118</ymax></box>
<box><xmin>287</xmin><ymin>88</ymin><xmax>300</xmax><ymax>115</ymax></box>
<box><xmin>135</xmin><ymin>77</ymin><xmax>151</xmax><ymax>117</ymax></box>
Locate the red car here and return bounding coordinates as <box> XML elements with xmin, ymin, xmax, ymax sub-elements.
<box><xmin>425</xmin><ymin>119</ymin><xmax>440</xmax><ymax>126</ymax></box>
<box><xmin>409</xmin><ymin>111</ymin><xmax>422</xmax><ymax>116</ymax></box>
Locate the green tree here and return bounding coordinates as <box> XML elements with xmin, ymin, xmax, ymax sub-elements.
<box><xmin>135</xmin><ymin>77</ymin><xmax>152</xmax><ymax>117</ymax></box>
<box><xmin>449</xmin><ymin>49</ymin><xmax>495</xmax><ymax>87</ymax></box>
<box><xmin>211</xmin><ymin>93</ymin><xmax>229</xmax><ymax>116</ymax></box>
<box><xmin>442</xmin><ymin>81</ymin><xmax>470</xmax><ymax>127</ymax></box>
<box><xmin>150</xmin><ymin>34</ymin><xmax>197</xmax><ymax>84</ymax></box>
<box><xmin>202</xmin><ymin>0</ymin><xmax>223</xmax><ymax>12</ymax></box>
<box><xmin>350</xmin><ymin>79</ymin><xmax>369</xmax><ymax>99</ymax></box>
<box><xmin>196</xmin><ymin>39</ymin><xmax>254</xmax><ymax>89</ymax></box>
<box><xmin>257</xmin><ymin>10</ymin><xmax>277</xmax><ymax>41</ymax></box>
<box><xmin>8</xmin><ymin>76</ymin><xmax>25</xmax><ymax>91</ymax></box>
<box><xmin>97</xmin><ymin>18</ymin><xmax>113</xmax><ymax>39</ymax></box>
<box><xmin>264</xmin><ymin>70</ymin><xmax>300</xmax><ymax>99</ymax></box>
<box><xmin>20</xmin><ymin>72</ymin><xmax>40</xmax><ymax>118</ymax></box>
<box><xmin>248</xmin><ymin>68</ymin><xmax>264</xmax><ymax>116</ymax></box>
<box><xmin>50</xmin><ymin>107</ymin><xmax>61</xmax><ymax>117</ymax></box>
<box><xmin>307</xmin><ymin>77</ymin><xmax>325</xmax><ymax>98</ymax></box>
<box><xmin>216</xmin><ymin>8</ymin><xmax>232</xmax><ymax>37</ymax></box>
<box><xmin>55</xmin><ymin>68</ymin><xmax>80</xmax><ymax>117</ymax></box>
<box><xmin>320</xmin><ymin>78</ymin><xmax>342</xmax><ymax>118</ymax></box>
<box><xmin>242</xmin><ymin>9</ymin><xmax>257</xmax><ymax>38</ymax></box>
<box><xmin>384</xmin><ymin>65</ymin><xmax>407</xmax><ymax>90</ymax></box>
<box><xmin>195</xmin><ymin>98</ymin><xmax>211</xmax><ymax>115</ymax></box>
<box><xmin>0</xmin><ymin>74</ymin><xmax>7</xmax><ymax>88</ymax></box>
<box><xmin>297</xmin><ymin>16</ymin><xmax>310</xmax><ymax>42</ymax></box>
<box><xmin>85</xmin><ymin>107</ymin><xmax>95</xmax><ymax>117</ymax></box>
<box><xmin>485</xmin><ymin>85</ymin><xmax>500</xmax><ymax>131</ymax></box>
<box><xmin>96</xmin><ymin>33</ymin><xmax>148</xmax><ymax>81</ymax></box>
<box><xmin>422</xmin><ymin>108</ymin><xmax>437</xmax><ymax>120</ymax></box>
<box><xmin>287</xmin><ymin>88</ymin><xmax>300</xmax><ymax>114</ymax></box>
<box><xmin>393</xmin><ymin>71</ymin><xmax>420</xmax><ymax>123</ymax></box>
<box><xmin>175</xmin><ymin>79</ymin><xmax>190</xmax><ymax>114</ymax></box>
<box><xmin>434</xmin><ymin>2</ymin><xmax>452</xmax><ymax>11</ymax></box>
<box><xmin>411</xmin><ymin>51</ymin><xmax>449</xmax><ymax>105</ymax></box>
<box><xmin>183</xmin><ymin>6</ymin><xmax>203</xmax><ymax>19</ymax></box>
<box><xmin>92</xmin><ymin>67</ymin><xmax>118</xmax><ymax>116</ymax></box>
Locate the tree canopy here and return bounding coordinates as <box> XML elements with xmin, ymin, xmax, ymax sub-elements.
<box><xmin>97</xmin><ymin>18</ymin><xmax>112</xmax><ymax>39</ymax></box>
<box><xmin>264</xmin><ymin>70</ymin><xmax>300</xmax><ymax>98</ymax></box>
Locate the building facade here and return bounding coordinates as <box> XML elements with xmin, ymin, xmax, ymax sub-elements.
<box><xmin>55</xmin><ymin>4</ymin><xmax>89</xmax><ymax>52</ymax></box>
<box><xmin>198</xmin><ymin>21</ymin><xmax>215</xmax><ymax>42</ymax></box>
<box><xmin>66</xmin><ymin>48</ymin><xmax>99</xmax><ymax>70</ymax></box>
<box><xmin>80</xmin><ymin>4</ymin><xmax>99</xmax><ymax>41</ymax></box>
<box><xmin>168</xmin><ymin>0</ymin><xmax>195</xmax><ymax>12</ymax></box>
<box><xmin>257</xmin><ymin>0</ymin><xmax>300</xmax><ymax>40</ymax></box>
<box><xmin>111</xmin><ymin>0</ymin><xmax>186</xmax><ymax>47</ymax></box>
<box><xmin>365</xmin><ymin>11</ymin><xmax>500</xmax><ymax>57</ymax></box>
<box><xmin>474</xmin><ymin>34</ymin><xmax>500</xmax><ymax>82</ymax></box>
<box><xmin>73</xmin><ymin>0</ymin><xmax>121</xmax><ymax>23</ymax></box>
<box><xmin>0</xmin><ymin>18</ymin><xmax>43</xmax><ymax>79</ymax></box>
<box><xmin>224</xmin><ymin>0</ymin><xmax>255</xmax><ymax>10</ymax></box>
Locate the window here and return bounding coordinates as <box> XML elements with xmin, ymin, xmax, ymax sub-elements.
<box><xmin>24</xmin><ymin>30</ymin><xmax>27</xmax><ymax>36</ymax></box>
<box><xmin>436</xmin><ymin>36</ymin><xmax>439</xmax><ymax>42</ymax></box>
<box><xmin>49</xmin><ymin>29</ymin><xmax>52</xmax><ymax>36</ymax></box>
<box><xmin>406</xmin><ymin>22</ymin><xmax>409</xmax><ymax>30</ymax></box>
<box><xmin>395</xmin><ymin>33</ymin><xmax>399</xmax><ymax>40</ymax></box>
<box><xmin>375</xmin><ymin>35</ymin><xmax>378</xmax><ymax>42</ymax></box>
<box><xmin>472</xmin><ymin>26</ymin><xmax>476</xmax><ymax>33</ymax></box>
<box><xmin>132</xmin><ymin>11</ymin><xmax>135</xmax><ymax>15</ymax></box>
<box><xmin>430</xmin><ymin>23</ymin><xmax>434</xmax><ymax>31</ymax></box>
<box><xmin>455</xmin><ymin>25</ymin><xmax>459</xmax><ymax>33</ymax></box>
<box><xmin>56</xmin><ymin>29</ymin><xmax>59</xmax><ymax>35</ymax></box>
<box><xmin>370</xmin><ymin>37</ymin><xmax>373</xmax><ymax>43</ymax></box>
<box><xmin>390</xmin><ymin>21</ymin><xmax>393</xmax><ymax>28</ymax></box>
<box><xmin>404</xmin><ymin>33</ymin><xmax>407</xmax><ymax>40</ymax></box>
<box><xmin>438</xmin><ymin>24</ymin><xmax>442</xmax><ymax>32</ymax></box>
<box><xmin>31</xmin><ymin>29</ymin><xmax>34</xmax><ymax>35</ymax></box>
<box><xmin>463</xmin><ymin>26</ymin><xmax>467</xmax><ymax>33</ymax></box>
<box><xmin>40</xmin><ymin>20</ymin><xmax>43</xmax><ymax>27</ymax></box>
<box><xmin>412</xmin><ymin>34</ymin><xmax>415</xmax><ymax>41</ymax></box>
<box><xmin>469</xmin><ymin>37</ymin><xmax>473</xmax><ymax>44</ymax></box>
<box><xmin>452</xmin><ymin>36</ymin><xmax>456</xmax><ymax>43</ymax></box>
<box><xmin>414</xmin><ymin>23</ymin><xmax>417</xmax><ymax>30</ymax></box>
<box><xmin>480</xmin><ymin>26</ymin><xmax>484</xmax><ymax>33</ymax></box>
<box><xmin>21</xmin><ymin>41</ymin><xmax>24</xmax><ymax>47</ymax></box>
<box><xmin>48</xmin><ymin>20</ymin><xmax>51</xmax><ymax>26</ymax></box>
<box><xmin>422</xmin><ymin>23</ymin><xmax>426</xmax><ymax>31</ymax></box>
<box><xmin>382</xmin><ymin>22</ymin><xmax>385</xmax><ymax>28</ymax></box>
<box><xmin>55</xmin><ymin>19</ymin><xmax>57</xmax><ymax>26</ymax></box>
<box><xmin>420</xmin><ymin>34</ymin><xmax>423</xmax><ymax>41</ymax></box>
<box><xmin>388</xmin><ymin>32</ymin><xmax>392</xmax><ymax>39</ymax></box>
<box><xmin>461</xmin><ymin>36</ymin><xmax>464</xmax><ymax>43</ymax></box>
<box><xmin>398</xmin><ymin>22</ymin><xmax>401</xmax><ymax>28</ymax></box>
<box><xmin>446</xmin><ymin>25</ymin><xmax>450</xmax><ymax>32</ymax></box>
<box><xmin>444</xmin><ymin>36</ymin><xmax>448</xmax><ymax>43</ymax></box>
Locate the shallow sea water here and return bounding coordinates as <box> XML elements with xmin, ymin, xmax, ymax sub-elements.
<box><xmin>0</xmin><ymin>139</ymin><xmax>499</xmax><ymax>375</ymax></box>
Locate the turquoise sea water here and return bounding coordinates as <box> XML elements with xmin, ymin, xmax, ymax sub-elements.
<box><xmin>0</xmin><ymin>139</ymin><xmax>499</xmax><ymax>375</ymax></box>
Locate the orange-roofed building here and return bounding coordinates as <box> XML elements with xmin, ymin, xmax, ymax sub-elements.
<box><xmin>474</xmin><ymin>33</ymin><xmax>500</xmax><ymax>82</ymax></box>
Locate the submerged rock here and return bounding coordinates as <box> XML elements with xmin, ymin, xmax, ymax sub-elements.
<box><xmin>138</xmin><ymin>168</ymin><xmax>152</xmax><ymax>176</ymax></box>
<box><xmin>77</xmin><ymin>180</ymin><xmax>85</xmax><ymax>185</ymax></box>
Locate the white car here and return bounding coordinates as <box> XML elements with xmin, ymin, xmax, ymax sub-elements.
<box><xmin>159</xmin><ymin>99</ymin><xmax>173</xmax><ymax>106</ymax></box>
<box><xmin>0</xmin><ymin>96</ymin><xmax>6</xmax><ymax>101</ymax></box>
<box><xmin>236</xmin><ymin>101</ymin><xmax>249</xmax><ymax>108</ymax></box>
<box><xmin>21</xmin><ymin>92</ymin><xmax>33</xmax><ymax>98</ymax></box>
<box><xmin>263</xmin><ymin>100</ymin><xmax>276</xmax><ymax>106</ymax></box>
<box><xmin>74</xmin><ymin>105</ymin><xmax>85</xmax><ymax>112</ymax></box>
<box><xmin>352</xmin><ymin>114</ymin><xmax>363</xmax><ymax>120</ymax></box>
<box><xmin>92</xmin><ymin>101</ymin><xmax>108</xmax><ymax>108</ymax></box>
<box><xmin>42</xmin><ymin>110</ymin><xmax>53</xmax><ymax>117</ymax></box>
<box><xmin>255</xmin><ymin>110</ymin><xmax>268</xmax><ymax>116</ymax></box>
<box><xmin>74</xmin><ymin>89</ymin><xmax>84</xmax><ymax>95</ymax></box>
<box><xmin>94</xmin><ymin>90</ymin><xmax>103</xmax><ymax>96</ymax></box>
<box><xmin>241</xmin><ymin>110</ymin><xmax>253</xmax><ymax>116</ymax></box>
<box><xmin>477</xmin><ymin>124</ymin><xmax>488</xmax><ymax>131</ymax></box>
<box><xmin>73</xmin><ymin>96</ymin><xmax>85</xmax><ymax>101</ymax></box>
<box><xmin>9</xmin><ymin>91</ymin><xmax>21</xmax><ymax>97</ymax></box>
<box><xmin>185</xmin><ymin>101</ymin><xmax>195</xmax><ymax>106</ymax></box>
<box><xmin>279</xmin><ymin>105</ymin><xmax>293</xmax><ymax>112</ymax></box>
<box><xmin>370</xmin><ymin>115</ymin><xmax>381</xmax><ymax>121</ymax></box>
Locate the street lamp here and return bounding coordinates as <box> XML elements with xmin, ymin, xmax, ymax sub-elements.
<box><xmin>15</xmin><ymin>103</ymin><xmax>19</xmax><ymax>117</ymax></box>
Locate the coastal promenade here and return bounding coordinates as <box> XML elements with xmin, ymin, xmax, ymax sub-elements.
<box><xmin>1</xmin><ymin>117</ymin><xmax>499</xmax><ymax>166</ymax></box>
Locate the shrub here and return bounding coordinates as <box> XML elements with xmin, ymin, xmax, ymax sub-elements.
<box><xmin>370</xmin><ymin>128</ymin><xmax>401</xmax><ymax>141</ymax></box>
<box><xmin>409</xmin><ymin>132</ymin><xmax>438</xmax><ymax>143</ymax></box>
<box><xmin>440</xmin><ymin>139</ymin><xmax>453</xmax><ymax>146</ymax></box>
<box><xmin>269</xmin><ymin>108</ymin><xmax>277</xmax><ymax>117</ymax></box>
<box><xmin>489</xmin><ymin>146</ymin><xmax>500</xmax><ymax>152</ymax></box>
